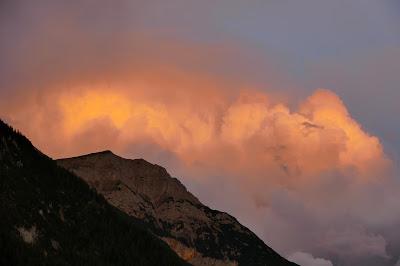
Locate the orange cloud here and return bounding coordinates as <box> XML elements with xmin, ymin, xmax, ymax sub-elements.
<box><xmin>52</xmin><ymin>85</ymin><xmax>390</xmax><ymax>188</ymax></box>
<box><xmin>60</xmin><ymin>89</ymin><xmax>133</xmax><ymax>134</ymax></box>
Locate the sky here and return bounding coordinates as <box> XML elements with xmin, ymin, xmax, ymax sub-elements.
<box><xmin>1</xmin><ymin>1</ymin><xmax>400</xmax><ymax>265</ymax></box>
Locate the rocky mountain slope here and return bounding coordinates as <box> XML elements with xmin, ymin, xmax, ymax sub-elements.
<box><xmin>0</xmin><ymin>119</ymin><xmax>188</xmax><ymax>266</ymax></box>
<box><xmin>58</xmin><ymin>151</ymin><xmax>298</xmax><ymax>266</ymax></box>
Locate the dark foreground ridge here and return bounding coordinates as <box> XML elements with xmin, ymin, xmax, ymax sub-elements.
<box><xmin>0</xmin><ymin>119</ymin><xmax>189</xmax><ymax>266</ymax></box>
<box><xmin>58</xmin><ymin>151</ymin><xmax>298</xmax><ymax>266</ymax></box>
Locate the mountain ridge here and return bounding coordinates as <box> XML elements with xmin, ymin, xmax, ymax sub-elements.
<box><xmin>58</xmin><ymin>150</ymin><xmax>297</xmax><ymax>266</ymax></box>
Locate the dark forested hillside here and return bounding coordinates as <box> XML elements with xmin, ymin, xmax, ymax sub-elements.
<box><xmin>0</xmin><ymin>119</ymin><xmax>189</xmax><ymax>266</ymax></box>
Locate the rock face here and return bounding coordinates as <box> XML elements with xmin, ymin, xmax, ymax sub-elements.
<box><xmin>58</xmin><ymin>151</ymin><xmax>297</xmax><ymax>266</ymax></box>
<box><xmin>0</xmin><ymin>120</ymin><xmax>188</xmax><ymax>266</ymax></box>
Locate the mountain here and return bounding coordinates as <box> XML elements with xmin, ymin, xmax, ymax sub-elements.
<box><xmin>58</xmin><ymin>151</ymin><xmax>298</xmax><ymax>266</ymax></box>
<box><xmin>0</xmin><ymin>119</ymin><xmax>189</xmax><ymax>266</ymax></box>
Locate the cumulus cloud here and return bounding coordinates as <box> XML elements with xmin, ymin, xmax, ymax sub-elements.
<box><xmin>288</xmin><ymin>252</ymin><xmax>333</xmax><ymax>266</ymax></box>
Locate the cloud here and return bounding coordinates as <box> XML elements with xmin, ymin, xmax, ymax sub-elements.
<box><xmin>323</xmin><ymin>227</ymin><xmax>389</xmax><ymax>259</ymax></box>
<box><xmin>288</xmin><ymin>252</ymin><xmax>333</xmax><ymax>266</ymax></box>
<box><xmin>9</xmin><ymin>86</ymin><xmax>388</xmax><ymax>184</ymax></box>
<box><xmin>305</xmin><ymin>47</ymin><xmax>400</xmax><ymax>158</ymax></box>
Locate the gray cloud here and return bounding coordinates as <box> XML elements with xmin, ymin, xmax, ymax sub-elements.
<box><xmin>287</xmin><ymin>252</ymin><xmax>333</xmax><ymax>266</ymax></box>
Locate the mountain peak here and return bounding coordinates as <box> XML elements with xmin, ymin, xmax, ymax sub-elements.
<box><xmin>97</xmin><ymin>150</ymin><xmax>114</xmax><ymax>155</ymax></box>
<box><xmin>57</xmin><ymin>151</ymin><xmax>297</xmax><ymax>266</ymax></box>
<box><xmin>62</xmin><ymin>150</ymin><xmax>118</xmax><ymax>159</ymax></box>
<box><xmin>79</xmin><ymin>150</ymin><xmax>115</xmax><ymax>157</ymax></box>
<box><xmin>57</xmin><ymin>152</ymin><xmax>201</xmax><ymax>206</ymax></box>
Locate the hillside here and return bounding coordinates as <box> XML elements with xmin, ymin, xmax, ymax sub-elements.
<box><xmin>58</xmin><ymin>151</ymin><xmax>298</xmax><ymax>266</ymax></box>
<box><xmin>0</xmin><ymin>119</ymin><xmax>188</xmax><ymax>266</ymax></box>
